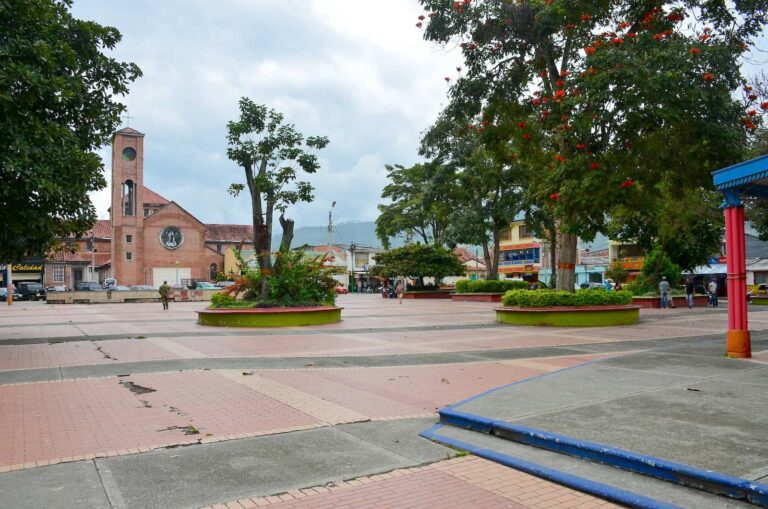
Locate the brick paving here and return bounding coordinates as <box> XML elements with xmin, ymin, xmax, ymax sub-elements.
<box><xmin>202</xmin><ymin>456</ymin><xmax>620</xmax><ymax>509</ymax></box>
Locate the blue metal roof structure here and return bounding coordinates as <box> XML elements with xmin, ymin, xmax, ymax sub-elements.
<box><xmin>712</xmin><ymin>154</ymin><xmax>768</xmax><ymax>202</ymax></box>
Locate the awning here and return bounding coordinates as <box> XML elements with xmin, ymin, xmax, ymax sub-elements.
<box><xmin>692</xmin><ymin>264</ymin><xmax>727</xmax><ymax>275</ymax></box>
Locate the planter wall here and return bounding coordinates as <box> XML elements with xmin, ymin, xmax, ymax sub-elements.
<box><xmin>402</xmin><ymin>292</ymin><xmax>453</xmax><ymax>300</ymax></box>
<box><xmin>46</xmin><ymin>289</ymin><xmax>221</xmax><ymax>304</ymax></box>
<box><xmin>751</xmin><ymin>296</ymin><xmax>768</xmax><ymax>305</ymax></box>
<box><xmin>631</xmin><ymin>295</ymin><xmax>709</xmax><ymax>309</ymax></box>
<box><xmin>197</xmin><ymin>306</ymin><xmax>342</xmax><ymax>327</ymax></box>
<box><xmin>451</xmin><ymin>293</ymin><xmax>504</xmax><ymax>302</ymax></box>
<box><xmin>495</xmin><ymin>305</ymin><xmax>640</xmax><ymax>327</ymax></box>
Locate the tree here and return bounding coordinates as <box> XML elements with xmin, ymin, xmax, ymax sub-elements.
<box><xmin>370</xmin><ymin>244</ymin><xmax>465</xmax><ymax>288</ymax></box>
<box><xmin>604</xmin><ymin>261</ymin><xmax>628</xmax><ymax>284</ymax></box>
<box><xmin>226</xmin><ymin>98</ymin><xmax>330</xmax><ymax>299</ymax></box>
<box><xmin>417</xmin><ymin>0</ymin><xmax>766</xmax><ymax>290</ymax></box>
<box><xmin>375</xmin><ymin>163</ymin><xmax>453</xmax><ymax>248</ymax></box>
<box><xmin>420</xmin><ymin>110</ymin><xmax>524</xmax><ymax>280</ymax></box>
<box><xmin>642</xmin><ymin>245</ymin><xmax>682</xmax><ymax>286</ymax></box>
<box><xmin>0</xmin><ymin>0</ymin><xmax>141</xmax><ymax>261</ymax></box>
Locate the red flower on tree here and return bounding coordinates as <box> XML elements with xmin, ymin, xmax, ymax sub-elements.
<box><xmin>619</xmin><ymin>21</ymin><xmax>631</xmax><ymax>29</ymax></box>
<box><xmin>702</xmin><ymin>72</ymin><xmax>714</xmax><ymax>81</ymax></box>
<box><xmin>580</xmin><ymin>14</ymin><xmax>592</xmax><ymax>22</ymax></box>
<box><xmin>555</xmin><ymin>154</ymin><xmax>566</xmax><ymax>162</ymax></box>
<box><xmin>416</xmin><ymin>22</ymin><xmax>423</xmax><ymax>28</ymax></box>
<box><xmin>553</xmin><ymin>90</ymin><xmax>567</xmax><ymax>100</ymax></box>
<box><xmin>522</xmin><ymin>133</ymin><xmax>531</xmax><ymax>140</ymax></box>
<box><xmin>556</xmin><ymin>80</ymin><xmax>566</xmax><ymax>88</ymax></box>
<box><xmin>575</xmin><ymin>143</ymin><xmax>586</xmax><ymax>150</ymax></box>
<box><xmin>689</xmin><ymin>47</ymin><xmax>701</xmax><ymax>55</ymax></box>
<box><xmin>761</xmin><ymin>102</ymin><xmax>768</xmax><ymax>110</ymax></box>
<box><xmin>590</xmin><ymin>162</ymin><xmax>601</xmax><ymax>170</ymax></box>
<box><xmin>517</xmin><ymin>121</ymin><xmax>527</xmax><ymax>128</ymax></box>
<box><xmin>699</xmin><ymin>34</ymin><xmax>710</xmax><ymax>41</ymax></box>
<box><xmin>667</xmin><ymin>12</ymin><xmax>683</xmax><ymax>22</ymax></box>
<box><xmin>584</xmin><ymin>46</ymin><xmax>597</xmax><ymax>55</ymax></box>
<box><xmin>620</xmin><ymin>178</ymin><xmax>635</xmax><ymax>188</ymax></box>
<box><xmin>747</xmin><ymin>110</ymin><xmax>758</xmax><ymax>117</ymax></box>
<box><xmin>612</xmin><ymin>37</ymin><xmax>624</xmax><ymax>45</ymax></box>
<box><xmin>550</xmin><ymin>193</ymin><xmax>560</xmax><ymax>201</ymax></box>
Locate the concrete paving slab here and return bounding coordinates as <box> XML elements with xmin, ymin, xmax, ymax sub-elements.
<box><xmin>96</xmin><ymin>422</ymin><xmax>451</xmax><ymax>509</ymax></box>
<box><xmin>336</xmin><ymin>417</ymin><xmax>449</xmax><ymax>464</ymax></box>
<box><xmin>515</xmin><ymin>379</ymin><xmax>768</xmax><ymax>478</ymax></box>
<box><xmin>718</xmin><ymin>366</ymin><xmax>768</xmax><ymax>386</ymax></box>
<box><xmin>597</xmin><ymin>351</ymin><xmax>756</xmax><ymax>378</ymax></box>
<box><xmin>454</xmin><ymin>364</ymin><xmax>697</xmax><ymax>420</ymax></box>
<box><xmin>431</xmin><ymin>425</ymin><xmax>755</xmax><ymax>508</ymax></box>
<box><xmin>0</xmin><ymin>460</ymin><xmax>110</xmax><ymax>509</ymax></box>
<box><xmin>0</xmin><ymin>366</ymin><xmax>60</xmax><ymax>384</ymax></box>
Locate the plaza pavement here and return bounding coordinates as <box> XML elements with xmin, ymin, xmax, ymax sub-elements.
<box><xmin>0</xmin><ymin>294</ymin><xmax>765</xmax><ymax>508</ymax></box>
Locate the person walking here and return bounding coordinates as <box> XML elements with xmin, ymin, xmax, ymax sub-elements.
<box><xmin>684</xmin><ymin>278</ymin><xmax>695</xmax><ymax>309</ymax></box>
<box><xmin>395</xmin><ymin>280</ymin><xmax>405</xmax><ymax>304</ymax></box>
<box><xmin>659</xmin><ymin>276</ymin><xmax>671</xmax><ymax>309</ymax></box>
<box><xmin>708</xmin><ymin>279</ymin><xmax>719</xmax><ymax>307</ymax></box>
<box><xmin>159</xmin><ymin>280</ymin><xmax>171</xmax><ymax>310</ymax></box>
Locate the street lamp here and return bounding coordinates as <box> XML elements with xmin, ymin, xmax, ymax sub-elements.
<box><xmin>328</xmin><ymin>201</ymin><xmax>336</xmax><ymax>250</ymax></box>
<box><xmin>175</xmin><ymin>260</ymin><xmax>179</xmax><ymax>285</ymax></box>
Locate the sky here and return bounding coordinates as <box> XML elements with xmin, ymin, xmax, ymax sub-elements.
<box><xmin>71</xmin><ymin>0</ymin><xmax>461</xmax><ymax>228</ymax></box>
<box><xmin>72</xmin><ymin>1</ymin><xmax>766</xmax><ymax>230</ymax></box>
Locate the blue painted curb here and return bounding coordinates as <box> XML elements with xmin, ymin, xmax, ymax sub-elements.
<box><xmin>438</xmin><ymin>408</ymin><xmax>768</xmax><ymax>507</ymax></box>
<box><xmin>420</xmin><ymin>423</ymin><xmax>683</xmax><ymax>509</ymax></box>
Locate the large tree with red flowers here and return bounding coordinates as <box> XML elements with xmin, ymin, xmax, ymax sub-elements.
<box><xmin>417</xmin><ymin>0</ymin><xmax>767</xmax><ymax>289</ymax></box>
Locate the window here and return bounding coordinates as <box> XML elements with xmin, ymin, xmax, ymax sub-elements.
<box><xmin>216</xmin><ymin>244</ymin><xmax>222</xmax><ymax>254</ymax></box>
<box><xmin>210</xmin><ymin>263</ymin><xmax>218</xmax><ymax>280</ymax></box>
<box><xmin>126</xmin><ymin>234</ymin><xmax>133</xmax><ymax>243</ymax></box>
<box><xmin>126</xmin><ymin>252</ymin><xmax>132</xmax><ymax>261</ymax></box>
<box><xmin>500</xmin><ymin>228</ymin><xmax>512</xmax><ymax>241</ymax></box>
<box><xmin>122</xmin><ymin>180</ymin><xmax>136</xmax><ymax>216</ymax></box>
<box><xmin>518</xmin><ymin>225</ymin><xmax>530</xmax><ymax>239</ymax></box>
<box><xmin>52</xmin><ymin>265</ymin><xmax>65</xmax><ymax>283</ymax></box>
<box><xmin>354</xmin><ymin>252</ymin><xmax>368</xmax><ymax>268</ymax></box>
<box><xmin>144</xmin><ymin>208</ymin><xmax>151</xmax><ymax>217</ymax></box>
<box><xmin>86</xmin><ymin>238</ymin><xmax>94</xmax><ymax>252</ymax></box>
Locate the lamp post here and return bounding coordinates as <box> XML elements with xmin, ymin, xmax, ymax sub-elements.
<box><xmin>175</xmin><ymin>260</ymin><xmax>179</xmax><ymax>285</ymax></box>
<box><xmin>328</xmin><ymin>201</ymin><xmax>336</xmax><ymax>251</ymax></box>
<box><xmin>349</xmin><ymin>242</ymin><xmax>356</xmax><ymax>291</ymax></box>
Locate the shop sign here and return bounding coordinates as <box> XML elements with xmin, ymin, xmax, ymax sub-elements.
<box><xmin>0</xmin><ymin>263</ymin><xmax>43</xmax><ymax>272</ymax></box>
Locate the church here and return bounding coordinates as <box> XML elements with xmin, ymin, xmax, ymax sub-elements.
<box><xmin>44</xmin><ymin>128</ymin><xmax>253</xmax><ymax>288</ymax></box>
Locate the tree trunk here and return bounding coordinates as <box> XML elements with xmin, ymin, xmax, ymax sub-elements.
<box><xmin>548</xmin><ymin>225</ymin><xmax>558</xmax><ymax>287</ymax></box>
<box><xmin>491</xmin><ymin>225</ymin><xmax>501</xmax><ymax>280</ymax></box>
<box><xmin>482</xmin><ymin>242</ymin><xmax>493</xmax><ymax>280</ymax></box>
<box><xmin>556</xmin><ymin>229</ymin><xmax>578</xmax><ymax>291</ymax></box>
<box><xmin>273</xmin><ymin>215</ymin><xmax>295</xmax><ymax>275</ymax></box>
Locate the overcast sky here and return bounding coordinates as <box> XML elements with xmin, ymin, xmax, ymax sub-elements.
<box><xmin>73</xmin><ymin>1</ymin><xmax>765</xmax><ymax>229</ymax></box>
<box><xmin>71</xmin><ymin>0</ymin><xmax>461</xmax><ymax>228</ymax></box>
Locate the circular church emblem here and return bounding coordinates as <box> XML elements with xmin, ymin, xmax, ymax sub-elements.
<box><xmin>160</xmin><ymin>226</ymin><xmax>183</xmax><ymax>250</ymax></box>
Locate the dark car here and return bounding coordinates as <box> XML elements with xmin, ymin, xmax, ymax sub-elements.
<box><xmin>75</xmin><ymin>282</ymin><xmax>104</xmax><ymax>291</ymax></box>
<box><xmin>17</xmin><ymin>282</ymin><xmax>46</xmax><ymax>301</ymax></box>
<box><xmin>0</xmin><ymin>287</ymin><xmax>22</xmax><ymax>301</ymax></box>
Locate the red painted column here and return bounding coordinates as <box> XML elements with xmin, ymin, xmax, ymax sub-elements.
<box><xmin>724</xmin><ymin>204</ymin><xmax>751</xmax><ymax>358</ymax></box>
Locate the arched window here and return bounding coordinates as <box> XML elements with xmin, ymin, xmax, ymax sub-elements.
<box><xmin>210</xmin><ymin>263</ymin><xmax>217</xmax><ymax>281</ymax></box>
<box><xmin>122</xmin><ymin>180</ymin><xmax>136</xmax><ymax>216</ymax></box>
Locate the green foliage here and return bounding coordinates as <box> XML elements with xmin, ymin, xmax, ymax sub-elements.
<box><xmin>624</xmin><ymin>275</ymin><xmax>656</xmax><ymax>296</ymax></box>
<box><xmin>226</xmin><ymin>98</ymin><xmax>329</xmax><ymax>294</ymax></box>
<box><xmin>371</xmin><ymin>244</ymin><xmax>465</xmax><ymax>280</ymax></box>
<box><xmin>0</xmin><ymin>0</ymin><xmax>141</xmax><ymax>261</ymax></box>
<box><xmin>461</xmin><ymin>279</ymin><xmax>528</xmax><ymax>293</ymax></box>
<box><xmin>604</xmin><ymin>261</ymin><xmax>628</xmax><ymax>284</ymax></box>
<box><xmin>642</xmin><ymin>246</ymin><xmax>682</xmax><ymax>285</ymax></box>
<box><xmin>502</xmin><ymin>289</ymin><xmax>632</xmax><ymax>307</ymax></box>
<box><xmin>210</xmin><ymin>294</ymin><xmax>252</xmax><ymax>308</ymax></box>
<box><xmin>265</xmin><ymin>250</ymin><xmax>337</xmax><ymax>307</ymax></box>
<box><xmin>376</xmin><ymin>163</ymin><xmax>454</xmax><ymax>248</ymax></box>
<box><xmin>455</xmin><ymin>279</ymin><xmax>469</xmax><ymax>293</ymax></box>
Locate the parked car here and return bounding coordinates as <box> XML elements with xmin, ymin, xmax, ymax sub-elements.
<box><xmin>195</xmin><ymin>281</ymin><xmax>218</xmax><ymax>290</ymax></box>
<box><xmin>17</xmin><ymin>282</ymin><xmax>46</xmax><ymax>301</ymax></box>
<box><xmin>215</xmin><ymin>281</ymin><xmax>236</xmax><ymax>288</ymax></box>
<box><xmin>130</xmin><ymin>285</ymin><xmax>156</xmax><ymax>291</ymax></box>
<box><xmin>113</xmin><ymin>286</ymin><xmax>132</xmax><ymax>291</ymax></box>
<box><xmin>748</xmin><ymin>283</ymin><xmax>767</xmax><ymax>296</ymax></box>
<box><xmin>0</xmin><ymin>287</ymin><xmax>22</xmax><ymax>301</ymax></box>
<box><xmin>103</xmin><ymin>277</ymin><xmax>118</xmax><ymax>289</ymax></box>
<box><xmin>75</xmin><ymin>282</ymin><xmax>104</xmax><ymax>291</ymax></box>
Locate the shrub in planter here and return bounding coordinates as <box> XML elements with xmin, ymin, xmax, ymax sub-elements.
<box><xmin>455</xmin><ymin>279</ymin><xmax>470</xmax><ymax>293</ymax></box>
<box><xmin>467</xmin><ymin>279</ymin><xmax>529</xmax><ymax>293</ymax></box>
<box><xmin>502</xmin><ymin>288</ymin><xmax>632</xmax><ymax>307</ymax></box>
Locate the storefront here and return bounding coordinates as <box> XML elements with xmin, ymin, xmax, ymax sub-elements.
<box><xmin>1</xmin><ymin>259</ymin><xmax>44</xmax><ymax>286</ymax></box>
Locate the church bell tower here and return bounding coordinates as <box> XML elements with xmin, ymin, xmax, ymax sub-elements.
<box><xmin>110</xmin><ymin>127</ymin><xmax>145</xmax><ymax>286</ymax></box>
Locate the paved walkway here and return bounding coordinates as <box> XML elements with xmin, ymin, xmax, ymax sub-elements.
<box><xmin>0</xmin><ymin>295</ymin><xmax>763</xmax><ymax>508</ymax></box>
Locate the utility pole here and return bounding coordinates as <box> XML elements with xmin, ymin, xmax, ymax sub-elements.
<box><xmin>328</xmin><ymin>201</ymin><xmax>336</xmax><ymax>251</ymax></box>
<box><xmin>349</xmin><ymin>242</ymin><xmax>356</xmax><ymax>291</ymax></box>
<box><xmin>6</xmin><ymin>263</ymin><xmax>12</xmax><ymax>306</ymax></box>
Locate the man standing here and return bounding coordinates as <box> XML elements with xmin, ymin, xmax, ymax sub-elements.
<box><xmin>395</xmin><ymin>280</ymin><xmax>405</xmax><ymax>304</ymax></box>
<box><xmin>159</xmin><ymin>280</ymin><xmax>171</xmax><ymax>310</ymax></box>
<box><xmin>659</xmin><ymin>276</ymin><xmax>671</xmax><ymax>309</ymax></box>
<box><xmin>708</xmin><ymin>279</ymin><xmax>718</xmax><ymax>307</ymax></box>
<box><xmin>685</xmin><ymin>278</ymin><xmax>695</xmax><ymax>309</ymax></box>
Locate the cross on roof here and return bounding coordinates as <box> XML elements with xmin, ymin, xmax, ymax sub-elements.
<box><xmin>122</xmin><ymin>110</ymin><xmax>134</xmax><ymax>127</ymax></box>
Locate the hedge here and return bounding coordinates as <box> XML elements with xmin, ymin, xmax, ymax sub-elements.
<box><xmin>455</xmin><ymin>279</ymin><xmax>529</xmax><ymax>293</ymax></box>
<box><xmin>502</xmin><ymin>288</ymin><xmax>633</xmax><ymax>307</ymax></box>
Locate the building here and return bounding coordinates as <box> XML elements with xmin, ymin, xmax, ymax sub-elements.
<box><xmin>44</xmin><ymin>128</ymin><xmax>253</xmax><ymax>288</ymax></box>
<box><xmin>498</xmin><ymin>220</ymin><xmax>542</xmax><ymax>279</ymax></box>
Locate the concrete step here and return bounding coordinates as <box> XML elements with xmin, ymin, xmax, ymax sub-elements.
<box><xmin>423</xmin><ymin>423</ymin><xmax>757</xmax><ymax>509</ymax></box>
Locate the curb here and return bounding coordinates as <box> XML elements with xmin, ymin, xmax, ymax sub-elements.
<box><xmin>437</xmin><ymin>409</ymin><xmax>768</xmax><ymax>507</ymax></box>
<box><xmin>420</xmin><ymin>423</ymin><xmax>682</xmax><ymax>509</ymax></box>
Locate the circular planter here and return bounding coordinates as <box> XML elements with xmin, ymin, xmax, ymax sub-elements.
<box><xmin>495</xmin><ymin>305</ymin><xmax>640</xmax><ymax>327</ymax></box>
<box><xmin>197</xmin><ymin>306</ymin><xmax>342</xmax><ymax>327</ymax></box>
<box><xmin>451</xmin><ymin>293</ymin><xmax>504</xmax><ymax>302</ymax></box>
<box><xmin>402</xmin><ymin>291</ymin><xmax>453</xmax><ymax>300</ymax></box>
<box><xmin>631</xmin><ymin>295</ymin><xmax>709</xmax><ymax>309</ymax></box>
